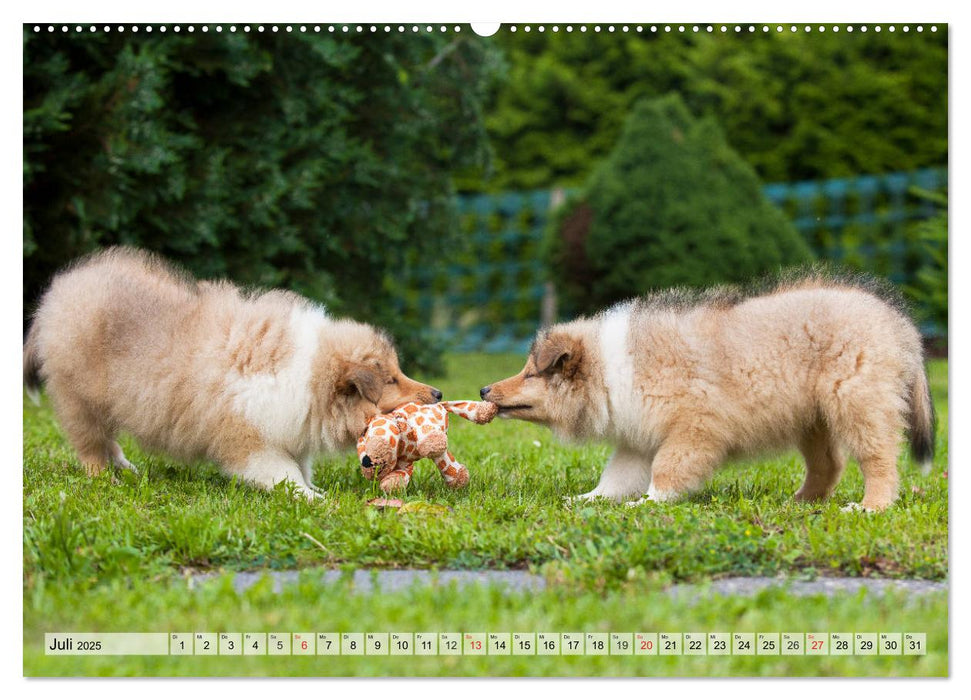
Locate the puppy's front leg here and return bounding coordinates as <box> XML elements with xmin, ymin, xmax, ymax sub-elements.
<box><xmin>300</xmin><ymin>456</ymin><xmax>326</xmax><ymax>495</ymax></box>
<box><xmin>626</xmin><ymin>436</ymin><xmax>722</xmax><ymax>507</ymax></box>
<box><xmin>109</xmin><ymin>441</ymin><xmax>139</xmax><ymax>474</ymax></box>
<box><xmin>568</xmin><ymin>447</ymin><xmax>652</xmax><ymax>505</ymax></box>
<box><xmin>229</xmin><ymin>449</ymin><xmax>319</xmax><ymax>500</ymax></box>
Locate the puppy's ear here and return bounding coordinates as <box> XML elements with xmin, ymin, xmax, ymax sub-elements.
<box><xmin>535</xmin><ymin>333</ymin><xmax>582</xmax><ymax>376</ymax></box>
<box><xmin>342</xmin><ymin>364</ymin><xmax>383</xmax><ymax>404</ymax></box>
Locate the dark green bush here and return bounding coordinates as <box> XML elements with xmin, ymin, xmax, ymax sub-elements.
<box><xmin>470</xmin><ymin>28</ymin><xmax>947</xmax><ymax>191</ymax></box>
<box><xmin>548</xmin><ymin>94</ymin><xmax>813</xmax><ymax>314</ymax></box>
<box><xmin>24</xmin><ymin>29</ymin><xmax>499</xmax><ymax>372</ymax></box>
<box><xmin>905</xmin><ymin>190</ymin><xmax>948</xmax><ymax>338</ymax></box>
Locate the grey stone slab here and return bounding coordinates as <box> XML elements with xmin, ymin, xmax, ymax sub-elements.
<box><xmin>189</xmin><ymin>569</ymin><xmax>947</xmax><ymax>598</ymax></box>
<box><xmin>665</xmin><ymin>576</ymin><xmax>948</xmax><ymax>600</ymax></box>
<box><xmin>191</xmin><ymin>568</ymin><xmax>547</xmax><ymax>595</ymax></box>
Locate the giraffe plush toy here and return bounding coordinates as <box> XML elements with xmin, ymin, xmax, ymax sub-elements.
<box><xmin>357</xmin><ymin>400</ymin><xmax>498</xmax><ymax>492</ymax></box>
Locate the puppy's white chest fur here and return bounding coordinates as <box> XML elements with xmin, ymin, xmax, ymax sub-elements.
<box><xmin>599</xmin><ymin>303</ymin><xmax>639</xmax><ymax>440</ymax></box>
<box><xmin>227</xmin><ymin>305</ymin><xmax>323</xmax><ymax>452</ymax></box>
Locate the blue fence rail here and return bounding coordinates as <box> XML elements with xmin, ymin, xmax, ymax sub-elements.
<box><xmin>762</xmin><ymin>168</ymin><xmax>947</xmax><ymax>287</ymax></box>
<box><xmin>399</xmin><ymin>168</ymin><xmax>947</xmax><ymax>353</ymax></box>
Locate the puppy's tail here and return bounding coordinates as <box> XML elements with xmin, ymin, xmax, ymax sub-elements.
<box><xmin>23</xmin><ymin>323</ymin><xmax>43</xmax><ymax>405</ymax></box>
<box><xmin>907</xmin><ymin>360</ymin><xmax>936</xmax><ymax>474</ymax></box>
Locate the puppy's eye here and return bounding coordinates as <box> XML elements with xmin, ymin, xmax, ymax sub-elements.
<box><xmin>524</xmin><ymin>373</ymin><xmax>536</xmax><ymax>380</ymax></box>
<box><xmin>387</xmin><ymin>377</ymin><xmax>398</xmax><ymax>385</ymax></box>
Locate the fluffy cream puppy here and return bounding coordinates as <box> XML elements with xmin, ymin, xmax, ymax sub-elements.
<box><xmin>24</xmin><ymin>248</ymin><xmax>441</xmax><ymax>498</ymax></box>
<box><xmin>481</xmin><ymin>275</ymin><xmax>935</xmax><ymax>512</ymax></box>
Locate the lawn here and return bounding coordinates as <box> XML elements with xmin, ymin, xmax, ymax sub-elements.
<box><xmin>22</xmin><ymin>355</ymin><xmax>949</xmax><ymax>676</ymax></box>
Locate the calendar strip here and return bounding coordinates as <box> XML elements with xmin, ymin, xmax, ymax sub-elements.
<box><xmin>45</xmin><ymin>632</ymin><xmax>928</xmax><ymax>656</ymax></box>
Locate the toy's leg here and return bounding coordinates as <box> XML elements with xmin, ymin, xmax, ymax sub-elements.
<box><xmin>416</xmin><ymin>429</ymin><xmax>448</xmax><ymax>458</ymax></box>
<box><xmin>433</xmin><ymin>451</ymin><xmax>470</xmax><ymax>489</ymax></box>
<box><xmin>379</xmin><ymin>461</ymin><xmax>414</xmax><ymax>493</ymax></box>
<box><xmin>442</xmin><ymin>401</ymin><xmax>498</xmax><ymax>425</ymax></box>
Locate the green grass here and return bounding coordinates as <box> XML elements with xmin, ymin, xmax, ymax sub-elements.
<box><xmin>25</xmin><ymin>577</ymin><xmax>947</xmax><ymax>676</ymax></box>
<box><xmin>23</xmin><ymin>355</ymin><xmax>949</xmax><ymax>676</ymax></box>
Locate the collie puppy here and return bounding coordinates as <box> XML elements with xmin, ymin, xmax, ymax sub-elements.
<box><xmin>481</xmin><ymin>274</ymin><xmax>935</xmax><ymax>511</ymax></box>
<box><xmin>23</xmin><ymin>248</ymin><xmax>441</xmax><ymax>498</ymax></box>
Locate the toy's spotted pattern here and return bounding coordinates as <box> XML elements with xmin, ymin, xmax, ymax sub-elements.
<box><xmin>357</xmin><ymin>400</ymin><xmax>498</xmax><ymax>492</ymax></box>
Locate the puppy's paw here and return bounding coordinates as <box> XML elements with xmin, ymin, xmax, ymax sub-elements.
<box><xmin>115</xmin><ymin>461</ymin><xmax>139</xmax><ymax>475</ymax></box>
<box><xmin>624</xmin><ymin>486</ymin><xmax>679</xmax><ymax>508</ymax></box>
<box><xmin>840</xmin><ymin>502</ymin><xmax>876</xmax><ymax>514</ymax></box>
<box><xmin>644</xmin><ymin>482</ymin><xmax>679</xmax><ymax>503</ymax></box>
<box><xmin>285</xmin><ymin>483</ymin><xmax>321</xmax><ymax>501</ymax></box>
<box><xmin>109</xmin><ymin>444</ymin><xmax>138</xmax><ymax>473</ymax></box>
<box><xmin>564</xmin><ymin>491</ymin><xmax>610</xmax><ymax>507</ymax></box>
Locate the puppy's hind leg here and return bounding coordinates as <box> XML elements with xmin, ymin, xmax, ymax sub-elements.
<box><xmin>229</xmin><ymin>449</ymin><xmax>319</xmax><ymax>501</ymax></box>
<box><xmin>53</xmin><ymin>394</ymin><xmax>112</xmax><ymax>477</ymax></box>
<box><xmin>569</xmin><ymin>446</ymin><xmax>652</xmax><ymax>505</ymax></box>
<box><xmin>827</xmin><ymin>385</ymin><xmax>903</xmax><ymax>512</ymax></box>
<box><xmin>795</xmin><ymin>420</ymin><xmax>846</xmax><ymax>502</ymax></box>
<box><xmin>845</xmin><ymin>439</ymin><xmax>900</xmax><ymax>513</ymax></box>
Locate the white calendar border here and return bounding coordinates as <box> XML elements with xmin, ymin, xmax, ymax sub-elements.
<box><xmin>9</xmin><ymin>0</ymin><xmax>963</xmax><ymax>697</ymax></box>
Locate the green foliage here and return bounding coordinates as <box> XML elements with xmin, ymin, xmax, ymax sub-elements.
<box><xmin>548</xmin><ymin>95</ymin><xmax>813</xmax><ymax>314</ymax></box>
<box><xmin>23</xmin><ymin>29</ymin><xmax>500</xmax><ymax>371</ymax></box>
<box><xmin>905</xmin><ymin>189</ymin><xmax>948</xmax><ymax>336</ymax></box>
<box><xmin>467</xmin><ymin>27</ymin><xmax>947</xmax><ymax>191</ymax></box>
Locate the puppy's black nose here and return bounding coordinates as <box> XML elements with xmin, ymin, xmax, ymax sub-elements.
<box><xmin>479</xmin><ymin>386</ymin><xmax>491</xmax><ymax>399</ymax></box>
<box><xmin>361</xmin><ymin>455</ymin><xmax>372</xmax><ymax>468</ymax></box>
<box><xmin>432</xmin><ymin>388</ymin><xmax>443</xmax><ymax>401</ymax></box>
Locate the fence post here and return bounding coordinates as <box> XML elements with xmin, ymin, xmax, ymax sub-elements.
<box><xmin>541</xmin><ymin>188</ymin><xmax>566</xmax><ymax>328</ymax></box>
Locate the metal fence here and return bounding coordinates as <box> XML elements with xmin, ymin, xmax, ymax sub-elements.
<box><xmin>400</xmin><ymin>168</ymin><xmax>947</xmax><ymax>353</ymax></box>
<box><xmin>763</xmin><ymin>168</ymin><xmax>947</xmax><ymax>287</ymax></box>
